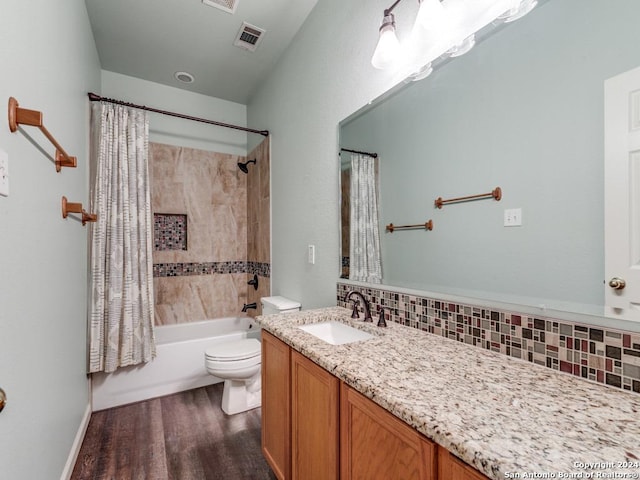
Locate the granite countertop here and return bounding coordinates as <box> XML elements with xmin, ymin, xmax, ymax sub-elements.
<box><xmin>255</xmin><ymin>306</ymin><xmax>640</xmax><ymax>480</ymax></box>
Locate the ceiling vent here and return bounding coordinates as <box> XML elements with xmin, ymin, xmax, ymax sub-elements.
<box><xmin>202</xmin><ymin>0</ymin><xmax>238</xmax><ymax>15</ymax></box>
<box><xmin>233</xmin><ymin>22</ymin><xmax>266</xmax><ymax>52</ymax></box>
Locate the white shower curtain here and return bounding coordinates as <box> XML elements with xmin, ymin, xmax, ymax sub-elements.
<box><xmin>349</xmin><ymin>153</ymin><xmax>382</xmax><ymax>283</ymax></box>
<box><xmin>88</xmin><ymin>102</ymin><xmax>155</xmax><ymax>373</ymax></box>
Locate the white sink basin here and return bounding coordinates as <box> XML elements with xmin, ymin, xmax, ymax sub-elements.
<box><xmin>298</xmin><ymin>321</ymin><xmax>375</xmax><ymax>345</ymax></box>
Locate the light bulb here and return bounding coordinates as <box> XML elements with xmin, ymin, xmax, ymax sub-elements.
<box><xmin>414</xmin><ymin>0</ymin><xmax>447</xmax><ymax>32</ymax></box>
<box><xmin>371</xmin><ymin>14</ymin><xmax>401</xmax><ymax>69</ymax></box>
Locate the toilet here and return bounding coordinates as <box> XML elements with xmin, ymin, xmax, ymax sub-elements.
<box><xmin>204</xmin><ymin>296</ymin><xmax>301</xmax><ymax>415</ymax></box>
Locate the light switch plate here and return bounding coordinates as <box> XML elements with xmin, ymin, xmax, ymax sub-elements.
<box><xmin>0</xmin><ymin>148</ymin><xmax>9</xmax><ymax>197</ymax></box>
<box><xmin>308</xmin><ymin>245</ymin><xmax>315</xmax><ymax>264</ymax></box>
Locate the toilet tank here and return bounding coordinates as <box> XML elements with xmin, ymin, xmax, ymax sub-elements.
<box><xmin>261</xmin><ymin>296</ymin><xmax>301</xmax><ymax>315</ymax></box>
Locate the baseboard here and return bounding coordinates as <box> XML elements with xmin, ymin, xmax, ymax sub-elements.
<box><xmin>60</xmin><ymin>403</ymin><xmax>92</xmax><ymax>480</ymax></box>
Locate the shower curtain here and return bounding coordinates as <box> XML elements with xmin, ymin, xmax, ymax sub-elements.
<box><xmin>88</xmin><ymin>102</ymin><xmax>155</xmax><ymax>373</ymax></box>
<box><xmin>349</xmin><ymin>153</ymin><xmax>382</xmax><ymax>283</ymax></box>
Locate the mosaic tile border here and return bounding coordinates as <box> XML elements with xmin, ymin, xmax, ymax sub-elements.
<box><xmin>154</xmin><ymin>261</ymin><xmax>270</xmax><ymax>278</ymax></box>
<box><xmin>337</xmin><ymin>282</ymin><xmax>640</xmax><ymax>395</ymax></box>
<box><xmin>154</xmin><ymin>213</ymin><xmax>187</xmax><ymax>251</ymax></box>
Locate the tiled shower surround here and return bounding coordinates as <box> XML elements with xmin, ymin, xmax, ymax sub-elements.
<box><xmin>150</xmin><ymin>141</ymin><xmax>270</xmax><ymax>325</ymax></box>
<box><xmin>337</xmin><ymin>282</ymin><xmax>640</xmax><ymax>395</ymax></box>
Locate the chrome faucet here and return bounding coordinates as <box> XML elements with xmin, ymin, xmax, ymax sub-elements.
<box><xmin>345</xmin><ymin>290</ymin><xmax>373</xmax><ymax>322</ymax></box>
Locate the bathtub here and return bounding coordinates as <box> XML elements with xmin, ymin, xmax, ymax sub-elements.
<box><xmin>91</xmin><ymin>317</ymin><xmax>260</xmax><ymax>411</ymax></box>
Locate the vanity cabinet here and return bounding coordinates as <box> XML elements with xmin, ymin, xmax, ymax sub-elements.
<box><xmin>340</xmin><ymin>384</ymin><xmax>436</xmax><ymax>480</ymax></box>
<box><xmin>261</xmin><ymin>330</ymin><xmax>488</xmax><ymax>480</ymax></box>
<box><xmin>437</xmin><ymin>447</ymin><xmax>490</xmax><ymax>480</ymax></box>
<box><xmin>291</xmin><ymin>350</ymin><xmax>340</xmax><ymax>479</ymax></box>
<box><xmin>261</xmin><ymin>331</ymin><xmax>291</xmax><ymax>480</ymax></box>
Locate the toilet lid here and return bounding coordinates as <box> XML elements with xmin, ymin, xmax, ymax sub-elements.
<box><xmin>205</xmin><ymin>338</ymin><xmax>261</xmax><ymax>361</ymax></box>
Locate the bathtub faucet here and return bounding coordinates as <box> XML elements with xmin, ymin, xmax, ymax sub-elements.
<box><xmin>242</xmin><ymin>302</ymin><xmax>257</xmax><ymax>312</ymax></box>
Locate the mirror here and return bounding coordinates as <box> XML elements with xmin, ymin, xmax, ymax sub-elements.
<box><xmin>339</xmin><ymin>0</ymin><xmax>640</xmax><ymax>322</ymax></box>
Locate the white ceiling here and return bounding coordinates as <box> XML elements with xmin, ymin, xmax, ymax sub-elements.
<box><xmin>85</xmin><ymin>0</ymin><xmax>318</xmax><ymax>104</ymax></box>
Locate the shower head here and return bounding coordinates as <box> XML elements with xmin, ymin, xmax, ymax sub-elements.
<box><xmin>238</xmin><ymin>158</ymin><xmax>257</xmax><ymax>174</ymax></box>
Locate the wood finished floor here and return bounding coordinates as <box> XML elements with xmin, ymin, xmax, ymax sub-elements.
<box><xmin>71</xmin><ymin>384</ymin><xmax>276</xmax><ymax>480</ymax></box>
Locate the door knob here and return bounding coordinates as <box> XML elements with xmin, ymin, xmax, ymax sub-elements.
<box><xmin>609</xmin><ymin>277</ymin><xmax>626</xmax><ymax>290</ymax></box>
<box><xmin>0</xmin><ymin>388</ymin><xmax>6</xmax><ymax>413</ymax></box>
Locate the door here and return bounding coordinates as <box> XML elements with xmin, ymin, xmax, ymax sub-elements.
<box><xmin>604</xmin><ymin>65</ymin><xmax>640</xmax><ymax>321</ymax></box>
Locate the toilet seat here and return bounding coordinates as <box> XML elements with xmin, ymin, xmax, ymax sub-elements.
<box><xmin>205</xmin><ymin>338</ymin><xmax>261</xmax><ymax>362</ymax></box>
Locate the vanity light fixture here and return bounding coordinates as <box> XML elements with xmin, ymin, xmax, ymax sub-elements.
<box><xmin>371</xmin><ymin>9</ymin><xmax>401</xmax><ymax>69</ymax></box>
<box><xmin>371</xmin><ymin>0</ymin><xmax>538</xmax><ymax>79</ymax></box>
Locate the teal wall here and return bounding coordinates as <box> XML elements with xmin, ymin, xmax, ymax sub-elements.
<box><xmin>0</xmin><ymin>1</ymin><xmax>101</xmax><ymax>478</ymax></box>
<box><xmin>340</xmin><ymin>0</ymin><xmax>640</xmax><ymax>313</ymax></box>
<box><xmin>248</xmin><ymin>0</ymin><xmax>406</xmax><ymax>309</ymax></box>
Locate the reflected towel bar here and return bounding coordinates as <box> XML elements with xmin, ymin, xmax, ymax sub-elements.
<box><xmin>340</xmin><ymin>148</ymin><xmax>378</xmax><ymax>159</ymax></box>
<box><xmin>434</xmin><ymin>187</ymin><xmax>502</xmax><ymax>209</ymax></box>
<box><xmin>386</xmin><ymin>220</ymin><xmax>433</xmax><ymax>233</ymax></box>
<box><xmin>8</xmin><ymin>97</ymin><xmax>77</xmax><ymax>172</ymax></box>
<box><xmin>61</xmin><ymin>196</ymin><xmax>97</xmax><ymax>226</ymax></box>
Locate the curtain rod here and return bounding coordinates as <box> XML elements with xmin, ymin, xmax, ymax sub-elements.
<box><xmin>340</xmin><ymin>148</ymin><xmax>378</xmax><ymax>158</ymax></box>
<box><xmin>87</xmin><ymin>92</ymin><xmax>269</xmax><ymax>137</ymax></box>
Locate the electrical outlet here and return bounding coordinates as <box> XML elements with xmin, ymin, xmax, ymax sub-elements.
<box><xmin>504</xmin><ymin>208</ymin><xmax>522</xmax><ymax>227</ymax></box>
<box><xmin>308</xmin><ymin>245</ymin><xmax>316</xmax><ymax>264</ymax></box>
<box><xmin>0</xmin><ymin>148</ymin><xmax>9</xmax><ymax>197</ymax></box>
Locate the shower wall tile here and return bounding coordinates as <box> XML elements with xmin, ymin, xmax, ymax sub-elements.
<box><xmin>154</xmin><ymin>274</ymin><xmax>248</xmax><ymax>326</ymax></box>
<box><xmin>150</xmin><ymin>142</ymin><xmax>250</xmax><ymax>324</ymax></box>
<box><xmin>150</xmin><ymin>142</ymin><xmax>247</xmax><ymax>265</ymax></box>
<box><xmin>245</xmin><ymin>137</ymin><xmax>271</xmax><ymax>317</ymax></box>
<box><xmin>337</xmin><ymin>281</ymin><xmax>640</xmax><ymax>396</ymax></box>
<box><xmin>150</xmin><ymin>139</ymin><xmax>271</xmax><ymax>325</ymax></box>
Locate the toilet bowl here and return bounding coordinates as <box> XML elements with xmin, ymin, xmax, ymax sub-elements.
<box><xmin>205</xmin><ymin>338</ymin><xmax>262</xmax><ymax>415</ymax></box>
<box><xmin>204</xmin><ymin>296</ymin><xmax>301</xmax><ymax>415</ymax></box>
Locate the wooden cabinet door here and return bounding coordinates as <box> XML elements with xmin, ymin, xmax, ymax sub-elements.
<box><xmin>437</xmin><ymin>446</ymin><xmax>490</xmax><ymax>480</ymax></box>
<box><xmin>261</xmin><ymin>331</ymin><xmax>291</xmax><ymax>480</ymax></box>
<box><xmin>291</xmin><ymin>350</ymin><xmax>340</xmax><ymax>480</ymax></box>
<box><xmin>340</xmin><ymin>384</ymin><xmax>436</xmax><ymax>480</ymax></box>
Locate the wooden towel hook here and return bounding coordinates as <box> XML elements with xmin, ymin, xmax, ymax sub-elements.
<box><xmin>8</xmin><ymin>97</ymin><xmax>77</xmax><ymax>172</ymax></box>
<box><xmin>61</xmin><ymin>196</ymin><xmax>97</xmax><ymax>226</ymax></box>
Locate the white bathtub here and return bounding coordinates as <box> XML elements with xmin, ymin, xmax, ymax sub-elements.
<box><xmin>91</xmin><ymin>317</ymin><xmax>261</xmax><ymax>411</ymax></box>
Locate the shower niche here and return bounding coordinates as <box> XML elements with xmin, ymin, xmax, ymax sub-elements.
<box><xmin>154</xmin><ymin>213</ymin><xmax>188</xmax><ymax>251</ymax></box>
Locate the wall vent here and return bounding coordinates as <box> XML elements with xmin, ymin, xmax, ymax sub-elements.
<box><xmin>233</xmin><ymin>22</ymin><xmax>266</xmax><ymax>52</ymax></box>
<box><xmin>202</xmin><ymin>0</ymin><xmax>238</xmax><ymax>15</ymax></box>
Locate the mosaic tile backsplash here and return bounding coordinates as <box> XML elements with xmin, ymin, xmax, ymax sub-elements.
<box><xmin>337</xmin><ymin>282</ymin><xmax>640</xmax><ymax>395</ymax></box>
<box><xmin>154</xmin><ymin>213</ymin><xmax>187</xmax><ymax>251</ymax></box>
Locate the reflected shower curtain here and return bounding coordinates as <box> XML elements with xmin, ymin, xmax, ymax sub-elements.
<box><xmin>88</xmin><ymin>102</ymin><xmax>155</xmax><ymax>373</ymax></box>
<box><xmin>349</xmin><ymin>153</ymin><xmax>382</xmax><ymax>283</ymax></box>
